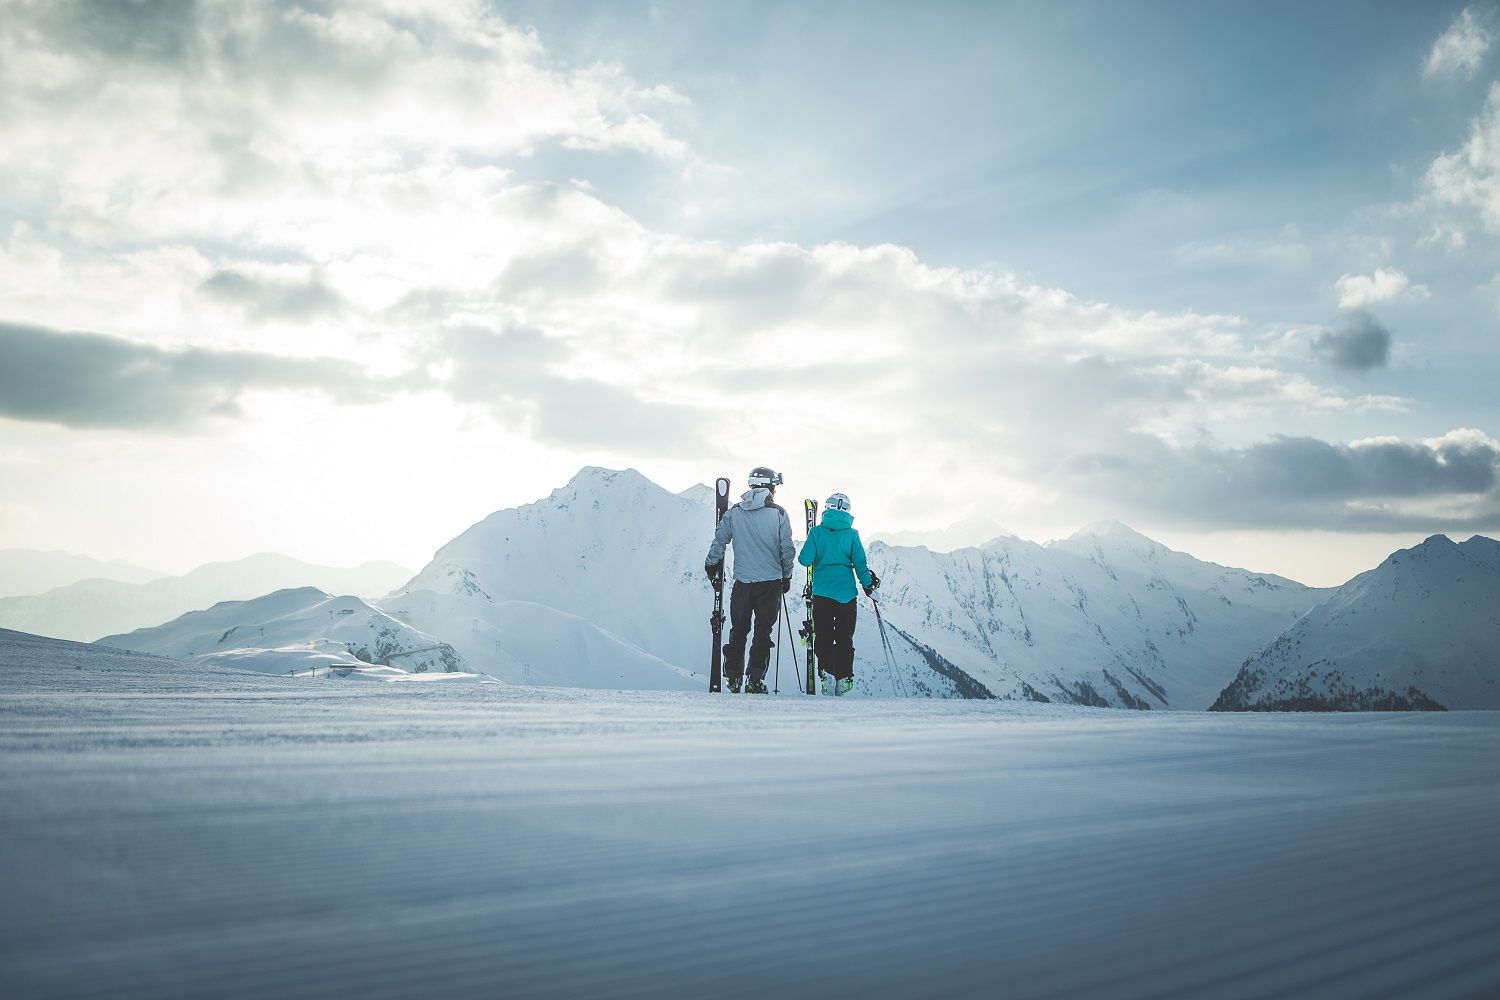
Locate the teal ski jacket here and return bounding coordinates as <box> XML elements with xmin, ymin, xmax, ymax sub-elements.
<box><xmin>798</xmin><ymin>508</ymin><xmax>873</xmax><ymax>603</ymax></box>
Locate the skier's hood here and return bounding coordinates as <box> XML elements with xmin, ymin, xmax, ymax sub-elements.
<box><xmin>820</xmin><ymin>508</ymin><xmax>854</xmax><ymax>531</ymax></box>
<box><xmin>738</xmin><ymin>487</ymin><xmax>773</xmax><ymax>510</ymax></box>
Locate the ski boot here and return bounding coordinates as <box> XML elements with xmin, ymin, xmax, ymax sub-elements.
<box><xmin>745</xmin><ymin>678</ymin><xmax>769</xmax><ymax>695</ymax></box>
<box><xmin>835</xmin><ymin>676</ymin><xmax>855</xmax><ymax>697</ymax></box>
<box><xmin>728</xmin><ymin>675</ymin><xmax>744</xmax><ymax>694</ymax></box>
<box><xmin>818</xmin><ymin>669</ymin><xmax>834</xmax><ymax>695</ymax></box>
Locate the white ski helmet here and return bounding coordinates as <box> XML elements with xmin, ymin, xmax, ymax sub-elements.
<box><xmin>748</xmin><ymin>466</ymin><xmax>783</xmax><ymax>489</ymax></box>
<box><xmin>825</xmin><ymin>492</ymin><xmax>852</xmax><ymax>513</ymax></box>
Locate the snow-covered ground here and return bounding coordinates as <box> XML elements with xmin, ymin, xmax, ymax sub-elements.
<box><xmin>4</xmin><ymin>628</ymin><xmax>1499</xmax><ymax>998</ymax></box>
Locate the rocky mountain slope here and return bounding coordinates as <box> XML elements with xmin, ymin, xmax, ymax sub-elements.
<box><xmin>864</xmin><ymin>520</ymin><xmax>1323</xmax><ymax>707</ymax></box>
<box><xmin>1211</xmin><ymin>535</ymin><xmax>1500</xmax><ymax>711</ymax></box>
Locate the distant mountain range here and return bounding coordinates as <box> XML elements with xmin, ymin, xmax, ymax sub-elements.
<box><xmin>0</xmin><ymin>553</ymin><xmax>412</xmax><ymax>642</ymax></box>
<box><xmin>36</xmin><ymin>467</ymin><xmax>1500</xmax><ymax>710</ymax></box>
<box><xmin>0</xmin><ymin>549</ymin><xmax>164</xmax><ymax>598</ymax></box>
<box><xmin>381</xmin><ymin>468</ymin><xmax>1328</xmax><ymax>707</ymax></box>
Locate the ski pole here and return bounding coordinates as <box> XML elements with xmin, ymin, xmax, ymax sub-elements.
<box><xmin>774</xmin><ymin>612</ymin><xmax>781</xmax><ymax>694</ymax></box>
<box><xmin>876</xmin><ymin>598</ymin><xmax>901</xmax><ymax>695</ymax></box>
<box><xmin>781</xmin><ymin>593</ymin><xmax>803</xmax><ymax>693</ymax></box>
<box><xmin>869</xmin><ymin>594</ymin><xmax>909</xmax><ymax>698</ymax></box>
<box><xmin>871</xmin><ymin>596</ymin><xmax>893</xmax><ymax>695</ymax></box>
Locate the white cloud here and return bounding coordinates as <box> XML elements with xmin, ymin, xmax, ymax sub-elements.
<box><xmin>1334</xmin><ymin>268</ymin><xmax>1428</xmax><ymax>308</ymax></box>
<box><xmin>0</xmin><ymin>0</ymin><xmax>690</xmax><ymax>251</ymax></box>
<box><xmin>0</xmin><ymin>0</ymin><xmax>1490</xmax><ymax>557</ymax></box>
<box><xmin>1055</xmin><ymin>427</ymin><xmax>1500</xmax><ymax>533</ymax></box>
<box><xmin>1418</xmin><ymin>223</ymin><xmax>1468</xmax><ymax>251</ymax></box>
<box><xmin>1421</xmin><ymin>82</ymin><xmax>1500</xmax><ymax>241</ymax></box>
<box><xmin>1424</xmin><ymin>8</ymin><xmax>1495</xmax><ymax>79</ymax></box>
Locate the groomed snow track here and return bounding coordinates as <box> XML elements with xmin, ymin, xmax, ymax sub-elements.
<box><xmin>3</xmin><ymin>628</ymin><xmax>1499</xmax><ymax>998</ymax></box>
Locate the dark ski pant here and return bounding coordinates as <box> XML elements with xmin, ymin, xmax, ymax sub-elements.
<box><xmin>813</xmin><ymin>595</ymin><xmax>857</xmax><ymax>681</ymax></box>
<box><xmin>724</xmin><ymin>579</ymin><xmax>782</xmax><ymax>684</ymax></box>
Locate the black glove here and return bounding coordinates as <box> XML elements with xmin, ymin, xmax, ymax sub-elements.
<box><xmin>782</xmin><ymin>577</ymin><xmax>792</xmax><ymax>594</ymax></box>
<box><xmin>705</xmin><ymin>561</ymin><xmax>723</xmax><ymax>579</ymax></box>
<box><xmin>864</xmin><ymin>571</ymin><xmax>881</xmax><ymax>597</ymax></box>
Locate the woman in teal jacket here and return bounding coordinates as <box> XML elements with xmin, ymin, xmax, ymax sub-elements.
<box><xmin>797</xmin><ymin>492</ymin><xmax>878</xmax><ymax>695</ymax></box>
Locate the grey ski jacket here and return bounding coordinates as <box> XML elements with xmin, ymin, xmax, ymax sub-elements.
<box><xmin>706</xmin><ymin>488</ymin><xmax>797</xmax><ymax>584</ymax></box>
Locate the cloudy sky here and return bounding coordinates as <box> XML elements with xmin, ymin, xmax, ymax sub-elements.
<box><xmin>1</xmin><ymin>0</ymin><xmax>1498</xmax><ymax>585</ymax></box>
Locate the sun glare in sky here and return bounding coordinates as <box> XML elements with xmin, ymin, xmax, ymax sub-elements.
<box><xmin>1</xmin><ymin>1</ymin><xmax>1497</xmax><ymax>585</ymax></box>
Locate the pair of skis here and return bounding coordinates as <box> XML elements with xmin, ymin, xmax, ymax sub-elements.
<box><xmin>709</xmin><ymin>477</ymin><xmax>730</xmax><ymax>693</ymax></box>
<box><xmin>707</xmin><ymin>482</ymin><xmax>820</xmax><ymax>695</ymax></box>
<box><xmin>801</xmin><ymin>498</ymin><xmax>818</xmax><ymax>695</ymax></box>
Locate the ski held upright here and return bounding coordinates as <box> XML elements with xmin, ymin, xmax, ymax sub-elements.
<box><xmin>802</xmin><ymin>498</ymin><xmax>818</xmax><ymax>694</ymax></box>
<box><xmin>708</xmin><ymin>476</ymin><xmax>730</xmax><ymax>692</ymax></box>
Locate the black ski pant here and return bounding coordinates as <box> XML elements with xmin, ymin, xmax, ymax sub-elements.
<box><xmin>724</xmin><ymin>579</ymin><xmax>782</xmax><ymax>684</ymax></box>
<box><xmin>813</xmin><ymin>595</ymin><xmax>857</xmax><ymax>681</ymax></box>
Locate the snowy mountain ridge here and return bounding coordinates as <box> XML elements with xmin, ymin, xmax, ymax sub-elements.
<box><xmin>383</xmin><ymin>466</ymin><xmax>1330</xmax><ymax>707</ymax></box>
<box><xmin>866</xmin><ymin>516</ymin><xmax>1325</xmax><ymax>708</ymax></box>
<box><xmin>66</xmin><ymin>467</ymin><xmax>1494</xmax><ymax>708</ymax></box>
<box><xmin>1212</xmin><ymin>534</ymin><xmax>1500</xmax><ymax>711</ymax></box>
<box><xmin>100</xmin><ymin>587</ymin><xmax>478</xmax><ymax>679</ymax></box>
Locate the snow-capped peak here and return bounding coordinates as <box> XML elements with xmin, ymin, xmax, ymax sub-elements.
<box><xmin>1067</xmin><ymin>520</ymin><xmax>1156</xmax><ymax>546</ymax></box>
<box><xmin>676</xmin><ymin>482</ymin><xmax>717</xmax><ymax>507</ymax></box>
<box><xmin>559</xmin><ymin>466</ymin><xmax>655</xmax><ymax>497</ymax></box>
<box><xmin>1374</xmin><ymin>534</ymin><xmax>1480</xmax><ymax>575</ymax></box>
<box><xmin>1047</xmin><ymin>521</ymin><xmax>1166</xmax><ymax>566</ymax></box>
<box><xmin>1402</xmin><ymin>532</ymin><xmax>1459</xmax><ymax>555</ymax></box>
<box><xmin>1460</xmin><ymin>535</ymin><xmax>1500</xmax><ymax>570</ymax></box>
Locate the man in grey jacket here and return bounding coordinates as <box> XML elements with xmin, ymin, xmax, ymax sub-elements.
<box><xmin>705</xmin><ymin>466</ymin><xmax>796</xmax><ymax>693</ymax></box>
